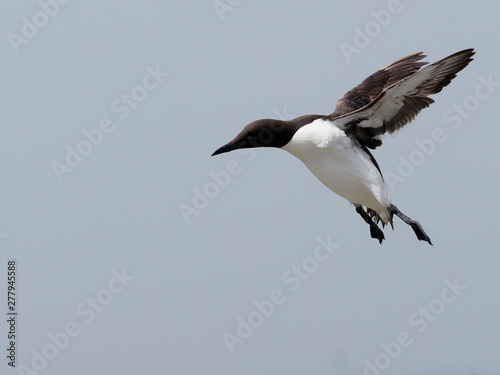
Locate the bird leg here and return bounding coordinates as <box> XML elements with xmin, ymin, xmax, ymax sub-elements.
<box><xmin>355</xmin><ymin>206</ymin><xmax>385</xmax><ymax>244</ymax></box>
<box><xmin>390</xmin><ymin>205</ymin><xmax>432</xmax><ymax>245</ymax></box>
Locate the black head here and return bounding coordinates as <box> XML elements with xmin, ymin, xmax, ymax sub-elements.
<box><xmin>211</xmin><ymin>115</ymin><xmax>324</xmax><ymax>156</ymax></box>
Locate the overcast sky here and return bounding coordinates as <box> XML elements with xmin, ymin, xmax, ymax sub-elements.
<box><xmin>1</xmin><ymin>1</ymin><xmax>498</xmax><ymax>374</ymax></box>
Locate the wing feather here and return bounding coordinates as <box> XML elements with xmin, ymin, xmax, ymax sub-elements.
<box><xmin>330</xmin><ymin>52</ymin><xmax>427</xmax><ymax>119</ymax></box>
<box><xmin>332</xmin><ymin>49</ymin><xmax>475</xmax><ymax>149</ymax></box>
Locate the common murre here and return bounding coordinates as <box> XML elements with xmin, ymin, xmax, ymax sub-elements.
<box><xmin>212</xmin><ymin>49</ymin><xmax>475</xmax><ymax>244</ymax></box>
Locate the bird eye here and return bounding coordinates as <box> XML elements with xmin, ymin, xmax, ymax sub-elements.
<box><xmin>258</xmin><ymin>128</ymin><xmax>274</xmax><ymax>144</ymax></box>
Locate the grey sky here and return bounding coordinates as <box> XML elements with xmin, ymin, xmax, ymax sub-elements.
<box><xmin>1</xmin><ymin>1</ymin><xmax>498</xmax><ymax>374</ymax></box>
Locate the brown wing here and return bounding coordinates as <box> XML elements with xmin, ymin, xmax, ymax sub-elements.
<box><xmin>330</xmin><ymin>52</ymin><xmax>428</xmax><ymax>119</ymax></box>
<box><xmin>332</xmin><ymin>49</ymin><xmax>475</xmax><ymax>149</ymax></box>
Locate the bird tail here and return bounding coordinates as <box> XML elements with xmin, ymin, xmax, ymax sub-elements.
<box><xmin>367</xmin><ymin>207</ymin><xmax>394</xmax><ymax>229</ymax></box>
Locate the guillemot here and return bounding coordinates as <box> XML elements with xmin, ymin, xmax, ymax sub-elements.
<box><xmin>212</xmin><ymin>49</ymin><xmax>475</xmax><ymax>244</ymax></box>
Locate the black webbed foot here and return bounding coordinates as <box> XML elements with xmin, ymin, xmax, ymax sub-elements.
<box><xmin>356</xmin><ymin>206</ymin><xmax>385</xmax><ymax>244</ymax></box>
<box><xmin>390</xmin><ymin>205</ymin><xmax>432</xmax><ymax>245</ymax></box>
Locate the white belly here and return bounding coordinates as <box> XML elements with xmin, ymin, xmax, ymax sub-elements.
<box><xmin>282</xmin><ymin>119</ymin><xmax>391</xmax><ymax>220</ymax></box>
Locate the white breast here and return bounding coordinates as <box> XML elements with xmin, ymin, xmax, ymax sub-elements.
<box><xmin>282</xmin><ymin>119</ymin><xmax>391</xmax><ymax>220</ymax></box>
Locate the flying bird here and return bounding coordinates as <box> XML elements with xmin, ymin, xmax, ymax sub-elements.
<box><xmin>212</xmin><ymin>49</ymin><xmax>475</xmax><ymax>244</ymax></box>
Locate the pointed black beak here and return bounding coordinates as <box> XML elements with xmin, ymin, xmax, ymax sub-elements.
<box><xmin>212</xmin><ymin>141</ymin><xmax>249</xmax><ymax>156</ymax></box>
<box><xmin>211</xmin><ymin>142</ymin><xmax>234</xmax><ymax>156</ymax></box>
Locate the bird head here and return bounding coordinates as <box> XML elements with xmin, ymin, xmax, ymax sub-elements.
<box><xmin>211</xmin><ymin>118</ymin><xmax>291</xmax><ymax>156</ymax></box>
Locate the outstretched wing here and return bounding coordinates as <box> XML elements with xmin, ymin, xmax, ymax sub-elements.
<box><xmin>330</xmin><ymin>52</ymin><xmax>428</xmax><ymax>119</ymax></box>
<box><xmin>332</xmin><ymin>49</ymin><xmax>475</xmax><ymax>149</ymax></box>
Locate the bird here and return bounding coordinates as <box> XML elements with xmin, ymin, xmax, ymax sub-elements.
<box><xmin>211</xmin><ymin>49</ymin><xmax>475</xmax><ymax>244</ymax></box>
